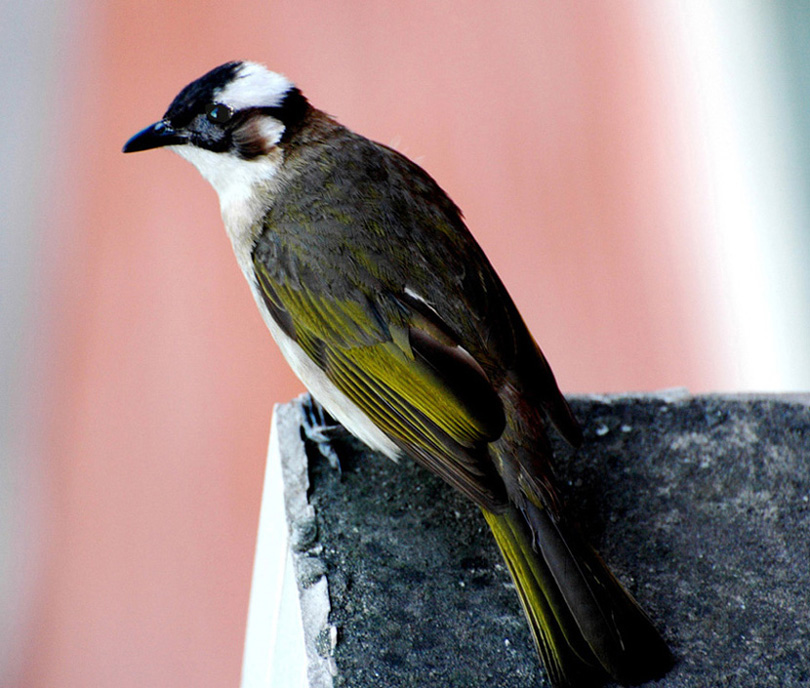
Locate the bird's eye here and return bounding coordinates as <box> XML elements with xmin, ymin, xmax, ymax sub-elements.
<box><xmin>206</xmin><ymin>103</ymin><xmax>233</xmax><ymax>124</ymax></box>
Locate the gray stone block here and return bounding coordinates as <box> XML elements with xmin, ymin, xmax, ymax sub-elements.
<box><xmin>276</xmin><ymin>393</ymin><xmax>810</xmax><ymax>687</ymax></box>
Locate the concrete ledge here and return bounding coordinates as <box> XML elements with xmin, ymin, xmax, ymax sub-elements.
<box><xmin>267</xmin><ymin>393</ymin><xmax>810</xmax><ymax>687</ymax></box>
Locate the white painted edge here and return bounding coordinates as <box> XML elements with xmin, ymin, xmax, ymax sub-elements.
<box><xmin>241</xmin><ymin>399</ymin><xmax>336</xmax><ymax>688</ymax></box>
<box><xmin>240</xmin><ymin>405</ymin><xmax>308</xmax><ymax>688</ymax></box>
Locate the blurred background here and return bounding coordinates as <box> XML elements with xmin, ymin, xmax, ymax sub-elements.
<box><xmin>2</xmin><ymin>1</ymin><xmax>809</xmax><ymax>686</ymax></box>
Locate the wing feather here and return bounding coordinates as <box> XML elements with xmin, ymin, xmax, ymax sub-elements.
<box><xmin>254</xmin><ymin>259</ymin><xmax>508</xmax><ymax>508</ymax></box>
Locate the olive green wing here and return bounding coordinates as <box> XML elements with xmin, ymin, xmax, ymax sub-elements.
<box><xmin>254</xmin><ymin>258</ymin><xmax>509</xmax><ymax>510</ymax></box>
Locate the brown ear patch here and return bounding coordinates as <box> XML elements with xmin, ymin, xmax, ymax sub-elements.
<box><xmin>233</xmin><ymin>115</ymin><xmax>280</xmax><ymax>159</ymax></box>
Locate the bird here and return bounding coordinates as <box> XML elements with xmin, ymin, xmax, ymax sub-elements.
<box><xmin>124</xmin><ymin>61</ymin><xmax>672</xmax><ymax>687</ymax></box>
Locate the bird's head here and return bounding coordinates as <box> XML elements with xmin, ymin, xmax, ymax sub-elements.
<box><xmin>123</xmin><ymin>61</ymin><xmax>309</xmax><ymax>194</ymax></box>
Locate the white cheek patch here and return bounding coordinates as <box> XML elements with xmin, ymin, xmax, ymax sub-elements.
<box><xmin>230</xmin><ymin>114</ymin><xmax>287</xmax><ymax>159</ymax></box>
<box><xmin>258</xmin><ymin>116</ymin><xmax>285</xmax><ymax>146</ymax></box>
<box><xmin>217</xmin><ymin>62</ymin><xmax>293</xmax><ymax>110</ymax></box>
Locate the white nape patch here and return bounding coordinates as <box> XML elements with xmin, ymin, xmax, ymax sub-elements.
<box><xmin>252</xmin><ymin>287</ymin><xmax>403</xmax><ymax>462</ymax></box>
<box><xmin>170</xmin><ymin>143</ymin><xmax>282</xmax><ymax>277</ymax></box>
<box><xmin>217</xmin><ymin>62</ymin><xmax>294</xmax><ymax>111</ymax></box>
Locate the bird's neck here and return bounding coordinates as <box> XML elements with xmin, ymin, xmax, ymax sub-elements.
<box><xmin>172</xmin><ymin>143</ymin><xmax>283</xmax><ymax>278</ymax></box>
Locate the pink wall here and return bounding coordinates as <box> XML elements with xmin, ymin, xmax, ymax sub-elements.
<box><xmin>21</xmin><ymin>2</ymin><xmax>728</xmax><ymax>686</ymax></box>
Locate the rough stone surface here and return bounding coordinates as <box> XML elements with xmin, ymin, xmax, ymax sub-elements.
<box><xmin>278</xmin><ymin>393</ymin><xmax>810</xmax><ymax>687</ymax></box>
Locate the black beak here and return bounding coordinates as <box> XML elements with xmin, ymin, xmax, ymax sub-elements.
<box><xmin>123</xmin><ymin>120</ymin><xmax>188</xmax><ymax>153</ymax></box>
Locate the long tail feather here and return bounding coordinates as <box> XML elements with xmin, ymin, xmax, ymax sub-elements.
<box><xmin>483</xmin><ymin>504</ymin><xmax>672</xmax><ymax>687</ymax></box>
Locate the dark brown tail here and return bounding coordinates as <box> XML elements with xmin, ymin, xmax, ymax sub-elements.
<box><xmin>483</xmin><ymin>503</ymin><xmax>672</xmax><ymax>687</ymax></box>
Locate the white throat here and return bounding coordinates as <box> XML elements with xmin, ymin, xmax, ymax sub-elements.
<box><xmin>171</xmin><ymin>143</ymin><xmax>283</xmax><ymax>277</ymax></box>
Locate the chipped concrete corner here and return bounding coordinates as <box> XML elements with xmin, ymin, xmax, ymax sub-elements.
<box><xmin>275</xmin><ymin>399</ymin><xmax>338</xmax><ymax>687</ymax></box>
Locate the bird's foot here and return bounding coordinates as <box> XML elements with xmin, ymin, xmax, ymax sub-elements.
<box><xmin>301</xmin><ymin>396</ymin><xmax>343</xmax><ymax>472</ymax></box>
